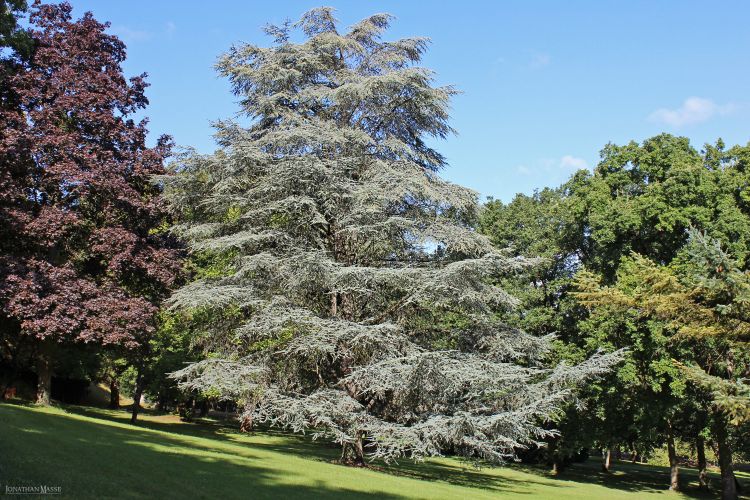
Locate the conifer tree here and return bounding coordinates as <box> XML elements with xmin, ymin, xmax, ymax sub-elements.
<box><xmin>167</xmin><ymin>8</ymin><xmax>619</xmax><ymax>464</ymax></box>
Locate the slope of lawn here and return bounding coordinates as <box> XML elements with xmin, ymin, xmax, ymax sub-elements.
<box><xmin>1</xmin><ymin>402</ymin><xmax>747</xmax><ymax>499</ymax></box>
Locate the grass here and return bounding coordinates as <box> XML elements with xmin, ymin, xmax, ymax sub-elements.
<box><xmin>1</xmin><ymin>402</ymin><xmax>747</xmax><ymax>499</ymax></box>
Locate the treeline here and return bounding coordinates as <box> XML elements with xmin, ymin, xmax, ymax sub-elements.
<box><xmin>480</xmin><ymin>135</ymin><xmax>750</xmax><ymax>497</ymax></box>
<box><xmin>0</xmin><ymin>3</ymin><xmax>748</xmax><ymax>500</ymax></box>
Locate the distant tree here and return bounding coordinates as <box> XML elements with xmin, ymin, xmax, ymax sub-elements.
<box><xmin>565</xmin><ymin>135</ymin><xmax>750</xmax><ymax>283</ymax></box>
<box><xmin>479</xmin><ymin>188</ymin><xmax>581</xmax><ymax>341</ymax></box>
<box><xmin>141</xmin><ymin>310</ymin><xmax>201</xmax><ymax>413</ymax></box>
<box><xmin>97</xmin><ymin>352</ymin><xmax>128</xmax><ymax>409</ymax></box>
<box><xmin>167</xmin><ymin>8</ymin><xmax>620</xmax><ymax>465</ymax></box>
<box><xmin>1</xmin><ymin>0</ymin><xmax>31</xmax><ymax>257</ymax></box>
<box><xmin>480</xmin><ymin>135</ymin><xmax>750</xmax><ymax>479</ymax></box>
<box><xmin>575</xmin><ymin>257</ymin><xmax>690</xmax><ymax>489</ymax></box>
<box><xmin>0</xmin><ymin>2</ymin><xmax>180</xmax><ymax>406</ymax></box>
<box><xmin>0</xmin><ymin>0</ymin><xmax>32</xmax><ymax>60</ymax></box>
<box><xmin>576</xmin><ymin>231</ymin><xmax>750</xmax><ymax>500</ymax></box>
<box><xmin>479</xmin><ymin>189</ymin><xmax>599</xmax><ymax>471</ymax></box>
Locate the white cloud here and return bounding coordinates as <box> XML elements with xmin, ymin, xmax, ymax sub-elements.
<box><xmin>110</xmin><ymin>25</ymin><xmax>151</xmax><ymax>43</ymax></box>
<box><xmin>529</xmin><ymin>52</ymin><xmax>551</xmax><ymax>70</ymax></box>
<box><xmin>648</xmin><ymin>97</ymin><xmax>737</xmax><ymax>127</ymax></box>
<box><xmin>166</xmin><ymin>21</ymin><xmax>177</xmax><ymax>37</ymax></box>
<box><xmin>559</xmin><ymin>155</ymin><xmax>588</xmax><ymax>170</ymax></box>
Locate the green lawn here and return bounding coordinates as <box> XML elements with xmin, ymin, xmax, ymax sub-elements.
<box><xmin>1</xmin><ymin>402</ymin><xmax>747</xmax><ymax>499</ymax></box>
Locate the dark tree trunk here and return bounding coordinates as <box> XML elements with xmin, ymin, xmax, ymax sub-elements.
<box><xmin>240</xmin><ymin>414</ymin><xmax>253</xmax><ymax>433</ymax></box>
<box><xmin>340</xmin><ymin>434</ymin><xmax>366</xmax><ymax>466</ymax></box>
<box><xmin>667</xmin><ymin>421</ymin><xmax>680</xmax><ymax>491</ymax></box>
<box><xmin>130</xmin><ymin>362</ymin><xmax>145</xmax><ymax>424</ymax></box>
<box><xmin>240</xmin><ymin>401</ymin><xmax>255</xmax><ymax>432</ymax></box>
<box><xmin>109</xmin><ymin>378</ymin><xmax>120</xmax><ymax>409</ymax></box>
<box><xmin>157</xmin><ymin>394</ymin><xmax>167</xmax><ymax>412</ymax></box>
<box><xmin>35</xmin><ymin>339</ymin><xmax>52</xmax><ymax>405</ymax></box>
<box><xmin>714</xmin><ymin>418</ymin><xmax>738</xmax><ymax>500</ymax></box>
<box><xmin>352</xmin><ymin>432</ymin><xmax>366</xmax><ymax>466</ymax></box>
<box><xmin>199</xmin><ymin>400</ymin><xmax>209</xmax><ymax>418</ymax></box>
<box><xmin>697</xmin><ymin>436</ymin><xmax>709</xmax><ymax>490</ymax></box>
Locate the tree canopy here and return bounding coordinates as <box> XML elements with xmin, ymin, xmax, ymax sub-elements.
<box><xmin>480</xmin><ymin>136</ymin><xmax>750</xmax><ymax>498</ymax></box>
<box><xmin>166</xmin><ymin>8</ymin><xmax>619</xmax><ymax>464</ymax></box>
<box><xmin>0</xmin><ymin>1</ymin><xmax>180</xmax><ymax>404</ymax></box>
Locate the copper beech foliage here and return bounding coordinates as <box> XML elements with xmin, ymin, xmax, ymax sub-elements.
<box><xmin>0</xmin><ymin>2</ymin><xmax>180</xmax><ymax>349</ymax></box>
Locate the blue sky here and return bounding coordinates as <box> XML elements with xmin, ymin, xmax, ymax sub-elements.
<box><xmin>65</xmin><ymin>1</ymin><xmax>749</xmax><ymax>202</ymax></box>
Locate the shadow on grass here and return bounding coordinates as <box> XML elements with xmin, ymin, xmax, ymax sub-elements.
<box><xmin>61</xmin><ymin>403</ymin><xmax>339</xmax><ymax>460</ymax></box>
<box><xmin>550</xmin><ymin>458</ymin><xmax>748</xmax><ymax>500</ymax></box>
<box><xmin>4</xmin><ymin>401</ymin><xmax>746</xmax><ymax>499</ymax></box>
<box><xmin>374</xmin><ymin>459</ymin><xmax>561</xmax><ymax>493</ymax></box>
<box><xmin>58</xmin><ymin>403</ymin><xmax>555</xmax><ymax>494</ymax></box>
<box><xmin>0</xmin><ymin>402</ymin><xmax>402</xmax><ymax>500</ymax></box>
<box><xmin>1</xmin><ymin>402</ymin><xmax>555</xmax><ymax>497</ymax></box>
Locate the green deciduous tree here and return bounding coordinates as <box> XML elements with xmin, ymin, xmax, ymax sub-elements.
<box><xmin>480</xmin><ymin>135</ymin><xmax>750</xmax><ymax>486</ymax></box>
<box><xmin>576</xmin><ymin>231</ymin><xmax>750</xmax><ymax>500</ymax></box>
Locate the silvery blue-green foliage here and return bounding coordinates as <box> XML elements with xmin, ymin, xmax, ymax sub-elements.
<box><xmin>165</xmin><ymin>8</ymin><xmax>621</xmax><ymax>463</ymax></box>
